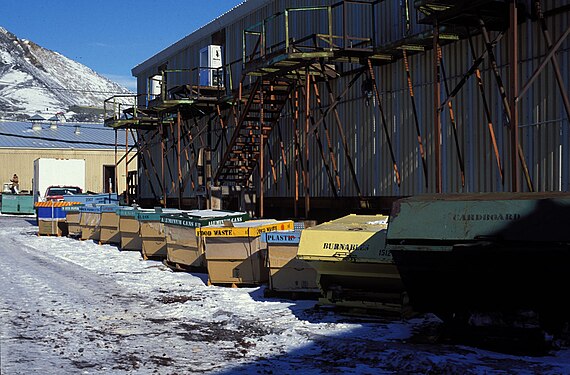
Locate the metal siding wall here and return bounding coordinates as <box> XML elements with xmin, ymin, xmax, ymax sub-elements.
<box><xmin>135</xmin><ymin>0</ymin><xmax>570</xmax><ymax>200</ymax></box>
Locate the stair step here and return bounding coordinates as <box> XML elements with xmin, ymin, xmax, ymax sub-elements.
<box><xmin>251</xmin><ymin>99</ymin><xmax>287</xmax><ymax>105</ymax></box>
<box><xmin>262</xmin><ymin>89</ymin><xmax>290</xmax><ymax>95</ymax></box>
<box><xmin>247</xmin><ymin>108</ymin><xmax>283</xmax><ymax>113</ymax></box>
<box><xmin>243</xmin><ymin>116</ymin><xmax>280</xmax><ymax>123</ymax></box>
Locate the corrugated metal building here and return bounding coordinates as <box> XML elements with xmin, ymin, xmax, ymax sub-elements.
<box><xmin>0</xmin><ymin>121</ymin><xmax>136</xmax><ymax>194</ymax></box>
<box><xmin>128</xmin><ymin>0</ymin><xmax>570</xmax><ymax>216</ymax></box>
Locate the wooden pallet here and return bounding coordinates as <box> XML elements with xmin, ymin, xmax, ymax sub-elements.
<box><xmin>37</xmin><ymin>232</ymin><xmax>63</xmax><ymax>237</ymax></box>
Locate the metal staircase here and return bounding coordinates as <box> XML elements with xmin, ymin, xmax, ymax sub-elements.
<box><xmin>214</xmin><ymin>77</ymin><xmax>294</xmax><ymax>186</ymax></box>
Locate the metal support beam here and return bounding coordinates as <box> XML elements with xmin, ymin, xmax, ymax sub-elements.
<box><xmin>480</xmin><ymin>20</ymin><xmax>512</xmax><ymax>126</ymax></box>
<box><xmin>125</xmin><ymin>127</ymin><xmax>129</xmax><ymax>204</ymax></box>
<box><xmin>304</xmin><ymin>68</ymin><xmax>311</xmax><ymax>217</ymax></box>
<box><xmin>177</xmin><ymin>111</ymin><xmax>182</xmax><ymax>209</ymax></box>
<box><xmin>532</xmin><ymin>0</ymin><xmax>570</xmax><ymax>124</ymax></box>
<box><xmin>179</xmin><ymin>118</ymin><xmax>200</xmax><ymax>193</ymax></box>
<box><xmin>311</xmin><ymin>77</ymin><xmax>341</xmax><ymax>196</ymax></box>
<box><xmin>403</xmin><ymin>49</ymin><xmax>429</xmax><ymax>189</ymax></box>
<box><xmin>516</xmin><ymin>15</ymin><xmax>570</xmax><ymax>115</ymax></box>
<box><xmin>166</xmin><ymin>121</ymin><xmax>178</xmax><ymax>197</ymax></box>
<box><xmin>160</xmin><ymin>124</ymin><xmax>166</xmax><ymax>207</ymax></box>
<box><xmin>260</xmin><ymin>88</ymin><xmax>265</xmax><ymax>218</ymax></box>
<box><xmin>433</xmin><ymin>24</ymin><xmax>442</xmax><ymax>193</ymax></box>
<box><xmin>509</xmin><ymin>0</ymin><xmax>520</xmax><ymax>192</ymax></box>
<box><xmin>276</xmin><ymin>121</ymin><xmax>290</xmax><ymax>187</ymax></box>
<box><xmin>307</xmin><ymin>68</ymin><xmax>364</xmax><ymax>134</ymax></box>
<box><xmin>322</xmin><ymin>75</ymin><xmax>363</xmax><ymax>197</ymax></box>
<box><xmin>136</xmin><ymin>130</ymin><xmax>161</xmax><ymax>200</ymax></box>
<box><xmin>292</xmin><ymin>88</ymin><xmax>301</xmax><ymax>218</ymax></box>
<box><xmin>481</xmin><ymin>19</ymin><xmax>533</xmax><ymax>191</ymax></box>
<box><xmin>468</xmin><ymin>34</ymin><xmax>504</xmax><ymax>185</ymax></box>
<box><xmin>439</xmin><ymin>32</ymin><xmax>504</xmax><ymax>112</ymax></box>
<box><xmin>114</xmin><ymin>129</ymin><xmax>118</xmax><ymax>194</ymax></box>
<box><xmin>439</xmin><ymin>51</ymin><xmax>466</xmax><ymax>188</ymax></box>
<box><xmin>366</xmin><ymin>59</ymin><xmax>401</xmax><ymax>187</ymax></box>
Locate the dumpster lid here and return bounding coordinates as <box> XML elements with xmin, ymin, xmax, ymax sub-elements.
<box><xmin>196</xmin><ymin>219</ymin><xmax>294</xmax><ymax>238</ymax></box>
<box><xmin>136</xmin><ymin>207</ymin><xmax>184</xmax><ymax>221</ymax></box>
<box><xmin>261</xmin><ymin>230</ymin><xmax>302</xmax><ymax>244</ymax></box>
<box><xmin>297</xmin><ymin>214</ymin><xmax>390</xmax><ymax>262</ymax></box>
<box><xmin>160</xmin><ymin>209</ymin><xmax>249</xmax><ymax>228</ymax></box>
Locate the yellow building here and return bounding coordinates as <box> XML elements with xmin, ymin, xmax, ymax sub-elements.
<box><xmin>0</xmin><ymin>120</ymin><xmax>136</xmax><ymax>195</ymax></box>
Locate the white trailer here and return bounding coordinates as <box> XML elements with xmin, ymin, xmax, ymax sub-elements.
<box><xmin>33</xmin><ymin>158</ymin><xmax>86</xmax><ymax>201</ymax></box>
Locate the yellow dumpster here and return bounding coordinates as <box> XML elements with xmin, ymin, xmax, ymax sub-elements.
<box><xmin>297</xmin><ymin>214</ymin><xmax>405</xmax><ymax>314</ymax></box>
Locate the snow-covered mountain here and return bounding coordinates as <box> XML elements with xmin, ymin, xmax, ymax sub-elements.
<box><xmin>0</xmin><ymin>26</ymin><xmax>131</xmax><ymax>121</ymax></box>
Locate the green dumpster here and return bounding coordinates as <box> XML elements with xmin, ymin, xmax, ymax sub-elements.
<box><xmin>1</xmin><ymin>194</ymin><xmax>34</xmax><ymax>215</ymax></box>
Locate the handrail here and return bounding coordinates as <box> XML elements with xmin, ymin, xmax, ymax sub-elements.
<box><xmin>242</xmin><ymin>0</ymin><xmax>379</xmax><ymax>65</ymax></box>
<box><xmin>150</xmin><ymin>65</ymin><xmax>226</xmax><ymax>103</ymax></box>
<box><xmin>104</xmin><ymin>94</ymin><xmax>142</xmax><ymax>122</ymax></box>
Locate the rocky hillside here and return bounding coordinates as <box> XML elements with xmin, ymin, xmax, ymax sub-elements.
<box><xmin>0</xmin><ymin>26</ymin><xmax>131</xmax><ymax>121</ymax></box>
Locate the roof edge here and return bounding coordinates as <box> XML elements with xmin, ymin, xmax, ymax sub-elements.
<box><xmin>132</xmin><ymin>0</ymin><xmax>271</xmax><ymax>77</ymax></box>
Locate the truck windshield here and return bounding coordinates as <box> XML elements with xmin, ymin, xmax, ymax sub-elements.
<box><xmin>46</xmin><ymin>187</ymin><xmax>82</xmax><ymax>196</ymax></box>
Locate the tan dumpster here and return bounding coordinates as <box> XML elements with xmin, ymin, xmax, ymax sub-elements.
<box><xmin>99</xmin><ymin>205</ymin><xmax>121</xmax><ymax>245</ymax></box>
<box><xmin>137</xmin><ymin>208</ymin><xmax>183</xmax><ymax>260</ymax></box>
<box><xmin>199</xmin><ymin>220</ymin><xmax>294</xmax><ymax>286</ymax></box>
<box><xmin>261</xmin><ymin>230</ymin><xmax>320</xmax><ymax>296</ymax></box>
<box><xmin>63</xmin><ymin>205</ymin><xmax>83</xmax><ymax>237</ymax></box>
<box><xmin>79</xmin><ymin>205</ymin><xmax>102</xmax><ymax>241</ymax></box>
<box><xmin>117</xmin><ymin>207</ymin><xmax>151</xmax><ymax>251</ymax></box>
<box><xmin>161</xmin><ymin>210</ymin><xmax>250</xmax><ymax>271</ymax></box>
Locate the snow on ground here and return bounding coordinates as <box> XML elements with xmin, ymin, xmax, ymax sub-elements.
<box><xmin>1</xmin><ymin>215</ymin><xmax>570</xmax><ymax>374</ymax></box>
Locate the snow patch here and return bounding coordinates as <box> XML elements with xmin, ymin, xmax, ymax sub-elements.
<box><xmin>0</xmin><ymin>27</ymin><xmax>132</xmax><ymax>120</ymax></box>
<box><xmin>0</xmin><ymin>216</ymin><xmax>569</xmax><ymax>374</ymax></box>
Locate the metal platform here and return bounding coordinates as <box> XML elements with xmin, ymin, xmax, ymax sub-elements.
<box><xmin>103</xmin><ymin>95</ymin><xmax>160</xmax><ymax>129</ymax></box>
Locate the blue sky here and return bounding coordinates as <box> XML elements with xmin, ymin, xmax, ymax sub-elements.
<box><xmin>0</xmin><ymin>0</ymin><xmax>243</xmax><ymax>91</ymax></box>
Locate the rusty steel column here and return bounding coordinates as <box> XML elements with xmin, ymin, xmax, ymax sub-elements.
<box><xmin>468</xmin><ymin>35</ymin><xmax>504</xmax><ymax>184</ymax></box>
<box><xmin>160</xmin><ymin>124</ymin><xmax>166</xmax><ymax>207</ymax></box>
<box><xmin>311</xmin><ymin>78</ymin><xmax>341</xmax><ymax>196</ymax></box>
<box><xmin>367</xmin><ymin>59</ymin><xmax>401</xmax><ymax>186</ymax></box>
<box><xmin>292</xmin><ymin>89</ymin><xmax>299</xmax><ymax>218</ymax></box>
<box><xmin>509</xmin><ymin>0</ymin><xmax>520</xmax><ymax>192</ymax></box>
<box><xmin>114</xmin><ymin>129</ymin><xmax>118</xmax><ymax>194</ymax></box>
<box><xmin>433</xmin><ymin>23</ymin><xmax>442</xmax><ymax>193</ymax></box>
<box><xmin>403</xmin><ymin>50</ymin><xmax>429</xmax><ymax>189</ymax></box>
<box><xmin>534</xmin><ymin>0</ymin><xmax>570</xmax><ymax>124</ymax></box>
<box><xmin>177</xmin><ymin>111</ymin><xmax>182</xmax><ymax>209</ymax></box>
<box><xmin>125</xmin><ymin>127</ymin><xmax>129</xmax><ymax>204</ymax></box>
<box><xmin>259</xmin><ymin>87</ymin><xmax>265</xmax><ymax>218</ymax></box>
<box><xmin>304</xmin><ymin>68</ymin><xmax>311</xmax><ymax>218</ymax></box>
